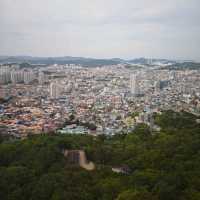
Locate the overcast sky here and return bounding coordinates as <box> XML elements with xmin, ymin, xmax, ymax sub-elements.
<box><xmin>0</xmin><ymin>0</ymin><xmax>200</xmax><ymax>60</ymax></box>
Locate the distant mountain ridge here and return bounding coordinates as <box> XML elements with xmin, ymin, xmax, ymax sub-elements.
<box><xmin>0</xmin><ymin>55</ymin><xmax>192</xmax><ymax>67</ymax></box>
<box><xmin>0</xmin><ymin>56</ymin><xmax>121</xmax><ymax>66</ymax></box>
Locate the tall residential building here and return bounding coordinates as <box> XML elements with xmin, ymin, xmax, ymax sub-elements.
<box><xmin>38</xmin><ymin>71</ymin><xmax>45</xmax><ymax>85</ymax></box>
<box><xmin>130</xmin><ymin>73</ymin><xmax>140</xmax><ymax>95</ymax></box>
<box><xmin>0</xmin><ymin>66</ymin><xmax>10</xmax><ymax>74</ymax></box>
<box><xmin>11</xmin><ymin>70</ymin><xmax>24</xmax><ymax>84</ymax></box>
<box><xmin>154</xmin><ymin>80</ymin><xmax>161</xmax><ymax>93</ymax></box>
<box><xmin>50</xmin><ymin>82</ymin><xmax>62</xmax><ymax>99</ymax></box>
<box><xmin>24</xmin><ymin>70</ymin><xmax>35</xmax><ymax>84</ymax></box>
<box><xmin>0</xmin><ymin>66</ymin><xmax>11</xmax><ymax>84</ymax></box>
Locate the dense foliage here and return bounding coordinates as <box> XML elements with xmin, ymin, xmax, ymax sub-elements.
<box><xmin>0</xmin><ymin>111</ymin><xmax>200</xmax><ymax>200</ymax></box>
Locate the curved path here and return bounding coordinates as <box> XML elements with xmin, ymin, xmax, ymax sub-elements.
<box><xmin>63</xmin><ymin>150</ymin><xmax>95</xmax><ymax>171</ymax></box>
<box><xmin>79</xmin><ymin>150</ymin><xmax>95</xmax><ymax>171</ymax></box>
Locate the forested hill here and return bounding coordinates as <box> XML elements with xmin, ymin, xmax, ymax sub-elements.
<box><xmin>0</xmin><ymin>56</ymin><xmax>176</xmax><ymax>67</ymax></box>
<box><xmin>160</xmin><ymin>62</ymin><xmax>200</xmax><ymax>70</ymax></box>
<box><xmin>0</xmin><ymin>110</ymin><xmax>200</xmax><ymax>200</ymax></box>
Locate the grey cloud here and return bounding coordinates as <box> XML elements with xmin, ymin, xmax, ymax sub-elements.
<box><xmin>0</xmin><ymin>0</ymin><xmax>200</xmax><ymax>60</ymax></box>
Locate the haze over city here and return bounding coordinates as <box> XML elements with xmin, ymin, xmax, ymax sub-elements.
<box><xmin>1</xmin><ymin>0</ymin><xmax>200</xmax><ymax>61</ymax></box>
<box><xmin>1</xmin><ymin>1</ymin><xmax>200</xmax><ymax>200</ymax></box>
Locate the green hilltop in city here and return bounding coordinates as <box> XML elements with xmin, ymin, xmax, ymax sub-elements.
<box><xmin>0</xmin><ymin>111</ymin><xmax>200</xmax><ymax>200</ymax></box>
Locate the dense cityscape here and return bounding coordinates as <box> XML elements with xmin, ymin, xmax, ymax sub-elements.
<box><xmin>1</xmin><ymin>62</ymin><xmax>200</xmax><ymax>138</ymax></box>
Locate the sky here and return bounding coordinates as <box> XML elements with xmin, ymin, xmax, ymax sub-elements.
<box><xmin>0</xmin><ymin>0</ymin><xmax>200</xmax><ymax>60</ymax></box>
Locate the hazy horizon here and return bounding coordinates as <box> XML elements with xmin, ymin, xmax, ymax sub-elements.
<box><xmin>1</xmin><ymin>0</ymin><xmax>200</xmax><ymax>61</ymax></box>
<box><xmin>0</xmin><ymin>55</ymin><xmax>197</xmax><ymax>62</ymax></box>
